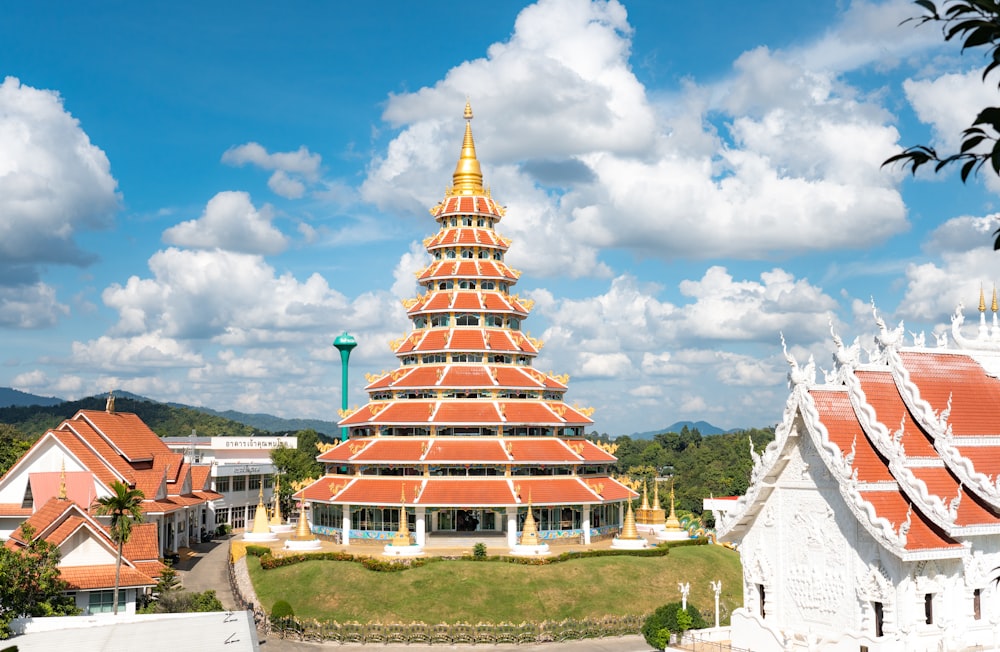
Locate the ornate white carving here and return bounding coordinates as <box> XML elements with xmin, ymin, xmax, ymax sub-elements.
<box><xmin>911</xmin><ymin>331</ymin><xmax>925</xmax><ymax>347</ymax></box>
<box><xmin>856</xmin><ymin>561</ymin><xmax>893</xmax><ymax>602</ymax></box>
<box><xmin>934</xmin><ymin>330</ymin><xmax>948</xmax><ymax>348</ymax></box>
<box><xmin>952</xmin><ymin>302</ymin><xmax>1000</xmax><ymax>351</ymax></box>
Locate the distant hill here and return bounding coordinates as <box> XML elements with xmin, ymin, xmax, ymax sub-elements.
<box><xmin>628</xmin><ymin>420</ymin><xmax>726</xmax><ymax>439</ymax></box>
<box><xmin>195</xmin><ymin>407</ymin><xmax>338</xmax><ymax>438</ymax></box>
<box><xmin>0</xmin><ymin>387</ymin><xmax>338</xmax><ymax>439</ymax></box>
<box><xmin>0</xmin><ymin>387</ymin><xmax>64</xmax><ymax>408</ymax></box>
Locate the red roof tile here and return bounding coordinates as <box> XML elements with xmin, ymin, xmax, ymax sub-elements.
<box><xmin>334</xmin><ymin>478</ymin><xmax>422</xmax><ymax>505</ymax></box>
<box><xmin>60</xmin><ymin>564</ymin><xmax>156</xmax><ymax>590</ymax></box>
<box><xmin>856</xmin><ymin>371</ymin><xmax>937</xmax><ymax>457</ymax></box>
<box><xmin>439</xmin><ymin>366</ymin><xmax>494</xmax><ymax>387</ymax></box>
<box><xmin>418</xmin><ymin>479</ymin><xmax>514</xmax><ymax>506</ymax></box>
<box><xmin>908</xmin><ymin>466</ymin><xmax>1000</xmax><ymax>527</ymax></box>
<box><xmin>433</xmin><ymin>402</ymin><xmax>502</xmax><ymax>423</ymax></box>
<box><xmin>513</xmin><ymin>478</ymin><xmax>602</xmax><ymax>504</ymax></box>
<box><xmin>810</xmin><ymin>389</ymin><xmax>893</xmax><ymax>483</ymax></box>
<box><xmin>858</xmin><ymin>490</ymin><xmax>960</xmax><ymax>551</ymax></box>
<box><xmin>573</xmin><ymin>440</ymin><xmax>617</xmax><ymax>462</ymax></box>
<box><xmin>74</xmin><ymin>409</ymin><xmax>169</xmax><ymax>462</ymax></box>
<box><xmin>449</xmin><ymin>330</ymin><xmax>486</xmax><ymax>350</ymax></box>
<box><xmin>506</xmin><ymin>439</ymin><xmax>580</xmax><ymax>463</ymax></box>
<box><xmin>900</xmin><ymin>352</ymin><xmax>1000</xmax><ymax>435</ymax></box>
<box><xmin>500</xmin><ymin>402</ymin><xmax>561</xmax><ymax>423</ymax></box>
<box><xmin>353</xmin><ymin>439</ymin><xmax>427</xmax><ymax>462</ymax></box>
<box><xmin>423</xmin><ymin>439</ymin><xmax>508</xmax><ymax>462</ymax></box>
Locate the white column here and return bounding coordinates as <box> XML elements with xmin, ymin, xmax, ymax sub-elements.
<box><xmin>342</xmin><ymin>504</ymin><xmax>351</xmax><ymax>547</ymax></box>
<box><xmin>415</xmin><ymin>507</ymin><xmax>426</xmax><ymax>546</ymax></box>
<box><xmin>506</xmin><ymin>507</ymin><xmax>517</xmax><ymax>547</ymax></box>
<box><xmin>582</xmin><ymin>504</ymin><xmax>591</xmax><ymax>544</ymax></box>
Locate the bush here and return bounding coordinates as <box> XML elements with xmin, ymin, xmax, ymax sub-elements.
<box><xmin>641</xmin><ymin>602</ymin><xmax>706</xmax><ymax>649</ymax></box>
<box><xmin>272</xmin><ymin>599</ymin><xmax>294</xmax><ymax>620</ymax></box>
<box><xmin>142</xmin><ymin>589</ymin><xmax>225</xmax><ymax>614</ymax></box>
<box><xmin>245</xmin><ymin>545</ymin><xmax>272</xmax><ymax>558</ymax></box>
<box><xmin>472</xmin><ymin>543</ymin><xmax>488</xmax><ymax>560</ymax></box>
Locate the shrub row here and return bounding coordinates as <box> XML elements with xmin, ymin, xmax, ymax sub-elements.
<box><xmin>268</xmin><ymin>614</ymin><xmax>646</xmax><ymax>644</ymax></box>
<box><xmin>254</xmin><ymin>538</ymin><xmax>706</xmax><ymax>572</ymax></box>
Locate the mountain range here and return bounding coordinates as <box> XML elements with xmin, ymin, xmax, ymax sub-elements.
<box><xmin>1</xmin><ymin>387</ymin><xmax>728</xmax><ymax>439</ymax></box>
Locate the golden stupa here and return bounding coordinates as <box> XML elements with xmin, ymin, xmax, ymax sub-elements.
<box><xmin>391</xmin><ymin>487</ymin><xmax>413</xmax><ymax>547</ymax></box>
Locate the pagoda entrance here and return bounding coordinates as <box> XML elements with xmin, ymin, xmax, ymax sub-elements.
<box><xmin>432</xmin><ymin>508</ymin><xmax>503</xmax><ymax>533</ymax></box>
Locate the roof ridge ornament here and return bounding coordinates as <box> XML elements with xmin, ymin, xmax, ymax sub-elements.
<box><xmin>871</xmin><ymin>300</ymin><xmax>904</xmax><ymax>362</ymax></box>
<box><xmin>951</xmin><ymin>299</ymin><xmax>1000</xmax><ymax>350</ymax></box>
<box><xmin>449</xmin><ymin>101</ymin><xmax>485</xmax><ymax>196</ymax></box>
<box><xmin>830</xmin><ymin>320</ymin><xmax>860</xmax><ymax>383</ymax></box>
<box><xmin>781</xmin><ymin>332</ymin><xmax>815</xmax><ymax>389</ymax></box>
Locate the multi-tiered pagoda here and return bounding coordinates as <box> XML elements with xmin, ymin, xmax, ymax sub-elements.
<box><xmin>297</xmin><ymin>104</ymin><xmax>634</xmax><ymax>548</ymax></box>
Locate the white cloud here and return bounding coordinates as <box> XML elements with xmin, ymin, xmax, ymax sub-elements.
<box><xmin>359</xmin><ymin>0</ymin><xmax>910</xmax><ymax>271</ymax></box>
<box><xmin>0</xmin><ymin>283</ymin><xmax>69</xmax><ymax>328</ymax></box>
<box><xmin>70</xmin><ymin>333</ymin><xmax>205</xmax><ymax>371</ymax></box>
<box><xmin>0</xmin><ymin>76</ymin><xmax>118</xmax><ymax>299</ymax></box>
<box><xmin>391</xmin><ymin>242</ymin><xmax>431</xmax><ymax>299</ymax></box>
<box><xmin>162</xmin><ymin>191</ymin><xmax>288</xmax><ymax>255</ymax></box>
<box><xmin>222</xmin><ymin>142</ymin><xmax>322</xmax><ymax>199</ymax></box>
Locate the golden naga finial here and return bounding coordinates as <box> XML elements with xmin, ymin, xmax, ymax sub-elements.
<box><xmin>449</xmin><ymin>102</ymin><xmax>485</xmax><ymax>196</ymax></box>
<box><xmin>980</xmin><ymin>285</ymin><xmax>987</xmax><ymax>312</ymax></box>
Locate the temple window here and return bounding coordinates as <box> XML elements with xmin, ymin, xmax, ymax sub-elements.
<box><xmin>477</xmin><ymin>217</ymin><xmax>485</xmax><ymax>227</ymax></box>
<box><xmin>456</xmin><ymin>313</ymin><xmax>480</xmax><ymax>326</ymax></box>
<box><xmin>446</xmin><ymin>250</ymin><xmax>457</xmax><ymax>259</ymax></box>
<box><xmin>450</xmin><ymin>217</ymin><xmax>457</xmax><ymax>227</ymax></box>
<box><xmin>481</xmin><ymin>280</ymin><xmax>495</xmax><ymax>290</ymax></box>
<box><xmin>974</xmin><ymin>589</ymin><xmax>982</xmax><ymax>620</ymax></box>
<box><xmin>413</xmin><ymin>317</ymin><xmax>427</xmax><ymax>328</ymax></box>
<box><xmin>461</xmin><ymin>248</ymin><xmax>474</xmax><ymax>259</ymax></box>
<box><xmin>493</xmin><ymin>252</ymin><xmax>502</xmax><ymax>260</ymax></box>
<box><xmin>757</xmin><ymin>585</ymin><xmax>766</xmax><ymax>619</ymax></box>
<box><xmin>477</xmin><ymin>249</ymin><xmax>489</xmax><ymax>259</ymax></box>
<box><xmin>485</xmin><ymin>314</ymin><xmax>502</xmax><ymax>327</ymax></box>
<box><xmin>873</xmin><ymin>602</ymin><xmax>884</xmax><ymax>637</ymax></box>
<box><xmin>924</xmin><ymin>593</ymin><xmax>933</xmax><ymax>624</ymax></box>
<box><xmin>430</xmin><ymin>314</ymin><xmax>449</xmax><ymax>327</ymax></box>
<box><xmin>499</xmin><ymin>283</ymin><xmax>508</xmax><ymax>293</ymax></box>
<box><xmin>458</xmin><ymin>279</ymin><xmax>474</xmax><ymax>289</ymax></box>
<box><xmin>491</xmin><ymin>354</ymin><xmax>512</xmax><ymax>364</ymax></box>
<box><xmin>433</xmin><ymin>251</ymin><xmax>442</xmax><ymax>260</ymax></box>
<box><xmin>509</xmin><ymin>317</ymin><xmax>521</xmax><ymax>331</ymax></box>
<box><xmin>424</xmin><ymin>353</ymin><xmax>446</xmax><ymax>364</ymax></box>
<box><xmin>438</xmin><ymin>280</ymin><xmax>453</xmax><ymax>290</ymax></box>
<box><xmin>462</xmin><ymin>216</ymin><xmax>473</xmax><ymax>226</ymax></box>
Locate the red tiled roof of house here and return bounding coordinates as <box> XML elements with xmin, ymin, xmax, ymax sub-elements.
<box><xmin>73</xmin><ymin>409</ymin><xmax>169</xmax><ymax>462</ymax></box>
<box><xmin>9</xmin><ymin>497</ymin><xmax>74</xmax><ymax>544</ymax></box>
<box><xmin>28</xmin><ymin>471</ymin><xmax>97</xmax><ymax>508</ymax></box>
<box><xmin>0</xmin><ymin>503</ymin><xmax>33</xmax><ymax>517</ymax></box>
<box><xmin>908</xmin><ymin>466</ymin><xmax>1000</xmax><ymax>527</ymax></box>
<box><xmin>190</xmin><ymin>465</ymin><xmax>212</xmax><ymax>492</ymax></box>
<box><xmin>133</xmin><ymin>469</ymin><xmax>165</xmax><ymax>500</ymax></box>
<box><xmin>121</xmin><ymin>522</ymin><xmax>161</xmax><ymax>562</ymax></box>
<box><xmin>59</xmin><ymin>564</ymin><xmax>156</xmax><ymax>590</ymax></box>
<box><xmin>56</xmin><ymin>423</ymin><xmax>134</xmax><ymax>486</ymax></box>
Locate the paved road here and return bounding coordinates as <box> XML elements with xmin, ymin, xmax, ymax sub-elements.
<box><xmin>173</xmin><ymin>539</ymin><xmax>653</xmax><ymax>652</ymax></box>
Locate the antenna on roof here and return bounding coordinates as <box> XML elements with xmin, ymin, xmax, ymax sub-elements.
<box><xmin>105</xmin><ymin>391</ymin><xmax>115</xmax><ymax>414</ymax></box>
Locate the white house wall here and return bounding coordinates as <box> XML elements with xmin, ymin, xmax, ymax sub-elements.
<box><xmin>59</xmin><ymin>528</ymin><xmax>117</xmax><ymax>566</ymax></box>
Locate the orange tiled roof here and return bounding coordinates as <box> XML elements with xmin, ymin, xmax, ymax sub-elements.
<box><xmin>587</xmin><ymin>477</ymin><xmax>637</xmax><ymax>501</ymax></box>
<box><xmin>900</xmin><ymin>351</ymin><xmax>1000</xmax><ymax>435</ymax></box>
<box><xmin>0</xmin><ymin>503</ymin><xmax>32</xmax><ymax>517</ymax></box>
<box><xmin>810</xmin><ymin>389</ymin><xmax>893</xmax><ymax>483</ymax></box>
<box><xmin>73</xmin><ymin>409</ymin><xmax>169</xmax><ymax>462</ymax></box>
<box><xmin>424</xmin><ymin>439</ymin><xmax>508</xmax><ymax>462</ymax></box>
<box><xmin>190</xmin><ymin>465</ymin><xmax>212</xmax><ymax>492</ymax></box>
<box><xmin>439</xmin><ymin>366</ymin><xmax>494</xmax><ymax>387</ymax></box>
<box><xmin>60</xmin><ymin>564</ymin><xmax>156</xmax><ymax>590</ymax></box>
<box><xmin>353</xmin><ymin>439</ymin><xmax>427</xmax><ymax>462</ymax></box>
<box><xmin>418</xmin><ymin>479</ymin><xmax>514</xmax><ymax>505</ymax></box>
<box><xmin>908</xmin><ymin>466</ymin><xmax>1000</xmax><ymax>527</ymax></box>
<box><xmin>574</xmin><ymin>440</ymin><xmax>617</xmax><ymax>463</ymax></box>
<box><xmin>133</xmin><ymin>469</ymin><xmax>165</xmax><ymax>500</ymax></box>
<box><xmin>500</xmin><ymin>402</ymin><xmax>564</xmax><ymax>423</ymax></box>
<box><xmin>506</xmin><ymin>439</ymin><xmax>580</xmax><ymax>463</ymax></box>
<box><xmin>121</xmin><ymin>522</ymin><xmax>161</xmax><ymax>562</ymax></box>
<box><xmin>449</xmin><ymin>330</ymin><xmax>486</xmax><ymax>350</ymax></box>
<box><xmin>57</xmin><ymin>423</ymin><xmax>135</xmax><ymax>486</ymax></box>
<box><xmin>433</xmin><ymin>402</ymin><xmax>502</xmax><ymax>423</ymax></box>
<box><xmin>856</xmin><ymin>371</ymin><xmax>937</xmax><ymax>457</ymax></box>
<box><xmin>858</xmin><ymin>489</ymin><xmax>961</xmax><ymax>551</ymax></box>
<box><xmin>513</xmin><ymin>478</ymin><xmax>602</xmax><ymax>504</ymax></box>
<box><xmin>9</xmin><ymin>497</ymin><xmax>74</xmax><ymax>544</ymax></box>
<box><xmin>334</xmin><ymin>478</ymin><xmax>422</xmax><ymax>505</ymax></box>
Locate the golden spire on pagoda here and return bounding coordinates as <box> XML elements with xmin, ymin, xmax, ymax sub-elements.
<box><xmin>391</xmin><ymin>486</ymin><xmax>412</xmax><ymax>546</ymax></box>
<box><xmin>651</xmin><ymin>480</ymin><xmax>666</xmax><ymax>526</ymax></box>
<box><xmin>620</xmin><ymin>499</ymin><xmax>641</xmax><ymax>540</ymax></box>
<box><xmin>980</xmin><ymin>285</ymin><xmax>987</xmax><ymax>312</ymax></box>
<box><xmin>250</xmin><ymin>484</ymin><xmax>270</xmax><ymax>534</ymax></box>
<box><xmin>992</xmin><ymin>285</ymin><xmax>998</xmax><ymax>313</ymax></box>
<box><xmin>519</xmin><ymin>492</ymin><xmax>540</xmax><ymax>546</ymax></box>
<box><xmin>292</xmin><ymin>501</ymin><xmax>313</xmax><ymax>541</ymax></box>
<box><xmin>664</xmin><ymin>480</ymin><xmax>683</xmax><ymax>532</ymax></box>
<box><xmin>269</xmin><ymin>476</ymin><xmax>283</xmax><ymax>526</ymax></box>
<box><xmin>450</xmin><ymin>101</ymin><xmax>484</xmax><ymax>196</ymax></box>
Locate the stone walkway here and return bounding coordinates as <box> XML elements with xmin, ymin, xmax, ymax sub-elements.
<box><xmin>172</xmin><ymin>537</ymin><xmax>238</xmax><ymax>611</ymax></box>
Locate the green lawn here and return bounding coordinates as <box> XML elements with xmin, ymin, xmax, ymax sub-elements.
<box><xmin>247</xmin><ymin>545</ymin><xmax>742</xmax><ymax>624</ymax></box>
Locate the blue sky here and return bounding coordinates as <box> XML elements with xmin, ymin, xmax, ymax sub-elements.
<box><xmin>1</xmin><ymin>0</ymin><xmax>998</xmax><ymax>436</ymax></box>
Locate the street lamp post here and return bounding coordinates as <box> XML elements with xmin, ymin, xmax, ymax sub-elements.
<box><xmin>333</xmin><ymin>332</ymin><xmax>357</xmax><ymax>442</ymax></box>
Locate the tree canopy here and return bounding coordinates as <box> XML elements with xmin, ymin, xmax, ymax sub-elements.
<box><xmin>0</xmin><ymin>523</ymin><xmax>78</xmax><ymax>638</ymax></box>
<box><xmin>93</xmin><ymin>481</ymin><xmax>145</xmax><ymax>615</ymax></box>
<box><xmin>884</xmin><ymin>0</ymin><xmax>1000</xmax><ymax>249</ymax></box>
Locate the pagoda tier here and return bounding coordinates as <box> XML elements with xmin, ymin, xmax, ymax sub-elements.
<box><xmin>304</xmin><ymin>104</ymin><xmax>633</xmax><ymax>549</ymax></box>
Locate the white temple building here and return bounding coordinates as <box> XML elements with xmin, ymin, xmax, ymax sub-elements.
<box><xmin>712</xmin><ymin>297</ymin><xmax>1000</xmax><ymax>651</ymax></box>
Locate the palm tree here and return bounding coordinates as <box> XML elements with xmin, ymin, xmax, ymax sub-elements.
<box><xmin>94</xmin><ymin>481</ymin><xmax>144</xmax><ymax>615</ymax></box>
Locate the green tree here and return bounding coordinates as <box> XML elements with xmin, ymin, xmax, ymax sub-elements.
<box><xmin>885</xmin><ymin>0</ymin><xmax>1000</xmax><ymax>248</ymax></box>
<box><xmin>0</xmin><ymin>424</ymin><xmax>33</xmax><ymax>477</ymax></box>
<box><xmin>93</xmin><ymin>481</ymin><xmax>145</xmax><ymax>615</ymax></box>
<box><xmin>0</xmin><ymin>523</ymin><xmax>79</xmax><ymax>638</ymax></box>
<box><xmin>641</xmin><ymin>601</ymin><xmax>707</xmax><ymax>649</ymax></box>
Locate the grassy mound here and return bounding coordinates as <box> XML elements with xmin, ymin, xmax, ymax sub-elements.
<box><xmin>247</xmin><ymin>545</ymin><xmax>741</xmax><ymax>624</ymax></box>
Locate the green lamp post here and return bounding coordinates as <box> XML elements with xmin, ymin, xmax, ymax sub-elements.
<box><xmin>333</xmin><ymin>331</ymin><xmax>357</xmax><ymax>442</ymax></box>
